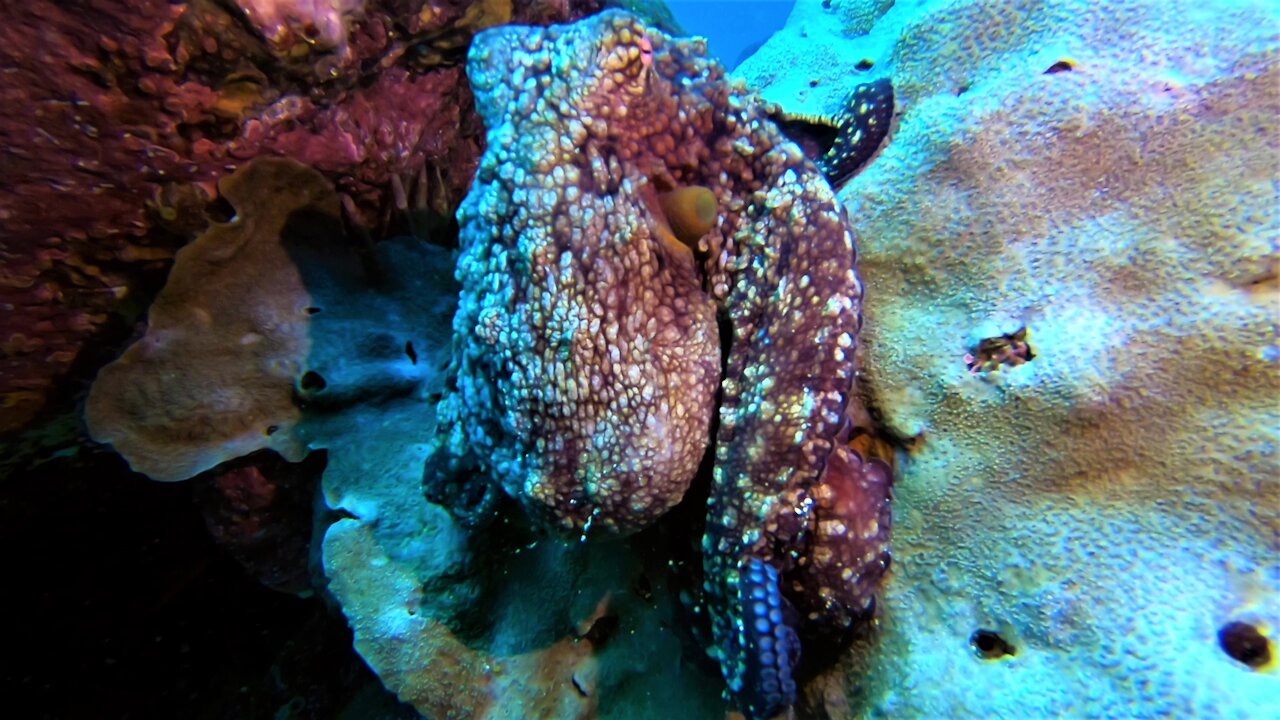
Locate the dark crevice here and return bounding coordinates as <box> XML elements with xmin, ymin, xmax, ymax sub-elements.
<box><xmin>299</xmin><ymin>371</ymin><xmax>327</xmax><ymax>393</ymax></box>
<box><xmin>966</xmin><ymin>326</ymin><xmax>1034</xmax><ymax>374</ymax></box>
<box><xmin>970</xmin><ymin>629</ymin><xmax>1016</xmax><ymax>659</ymax></box>
<box><xmin>205</xmin><ymin>194</ymin><xmax>237</xmax><ymax>223</ymax></box>
<box><xmin>1219</xmin><ymin>622</ymin><xmax>1271</xmax><ymax>668</ymax></box>
<box><xmin>578</xmin><ymin>613</ymin><xmax>620</xmax><ymax>649</ymax></box>
<box><xmin>772</xmin><ymin>116</ymin><xmax>840</xmax><ymax>162</ymax></box>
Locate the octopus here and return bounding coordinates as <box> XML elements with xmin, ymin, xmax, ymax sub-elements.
<box><xmin>425</xmin><ymin>11</ymin><xmax>893</xmax><ymax>719</ymax></box>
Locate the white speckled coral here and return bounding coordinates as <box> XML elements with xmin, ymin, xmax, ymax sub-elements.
<box><xmin>738</xmin><ymin>0</ymin><xmax>1279</xmax><ymax>716</ymax></box>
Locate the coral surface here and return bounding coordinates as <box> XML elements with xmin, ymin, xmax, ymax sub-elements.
<box><xmin>737</xmin><ymin>0</ymin><xmax>1280</xmax><ymax>716</ymax></box>
<box><xmin>85</xmin><ymin>158</ymin><xmax>328</xmax><ymax>481</ymax></box>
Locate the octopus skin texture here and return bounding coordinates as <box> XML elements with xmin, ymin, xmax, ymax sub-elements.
<box><xmin>425</xmin><ymin>10</ymin><xmax>892</xmax><ymax>718</ymax></box>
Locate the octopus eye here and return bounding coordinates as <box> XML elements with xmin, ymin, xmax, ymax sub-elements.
<box><xmin>638</xmin><ymin>35</ymin><xmax>653</xmax><ymax>67</ymax></box>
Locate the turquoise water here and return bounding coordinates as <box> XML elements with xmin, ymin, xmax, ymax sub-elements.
<box><xmin>665</xmin><ymin>0</ymin><xmax>795</xmax><ymax>68</ymax></box>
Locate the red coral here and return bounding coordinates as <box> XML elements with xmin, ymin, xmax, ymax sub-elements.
<box><xmin>193</xmin><ymin>452</ymin><xmax>324</xmax><ymax>595</ymax></box>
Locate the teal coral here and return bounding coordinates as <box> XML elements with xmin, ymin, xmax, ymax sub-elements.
<box><xmin>426</xmin><ymin>10</ymin><xmax>892</xmax><ymax>718</ymax></box>
<box><xmin>738</xmin><ymin>0</ymin><xmax>1280</xmax><ymax>715</ymax></box>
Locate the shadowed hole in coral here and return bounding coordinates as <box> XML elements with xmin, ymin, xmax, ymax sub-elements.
<box><xmin>299</xmin><ymin>371</ymin><xmax>327</xmax><ymax>393</ymax></box>
<box><xmin>404</xmin><ymin>341</ymin><xmax>417</xmax><ymax>365</ymax></box>
<box><xmin>970</xmin><ymin>629</ymin><xmax>1016</xmax><ymax>659</ymax></box>
<box><xmin>578</xmin><ymin>613</ymin><xmax>620</xmax><ymax>649</ymax></box>
<box><xmin>633</xmin><ymin>573</ymin><xmax>653</xmax><ymax>602</ymax></box>
<box><xmin>1219</xmin><ymin>622</ymin><xmax>1271</xmax><ymax>668</ymax></box>
<box><xmin>966</xmin><ymin>327</ymin><xmax>1034</xmax><ymax>373</ymax></box>
<box><xmin>407</xmin><ymin>39</ymin><xmax>469</xmax><ymax>72</ymax></box>
<box><xmin>1045</xmin><ymin>60</ymin><xmax>1075</xmax><ymax>74</ymax></box>
<box><xmin>771</xmin><ymin>116</ymin><xmax>840</xmax><ymax>160</ymax></box>
<box><xmin>955</xmin><ymin>82</ymin><xmax>971</xmax><ymax>96</ymax></box>
<box><xmin>855</xmin><ymin>58</ymin><xmax>874</xmax><ymax>71</ymax></box>
<box><xmin>1239</xmin><ymin>268</ymin><xmax>1279</xmax><ymax>297</ymax></box>
<box><xmin>205</xmin><ymin>194</ymin><xmax>236</xmax><ymax>223</ymax></box>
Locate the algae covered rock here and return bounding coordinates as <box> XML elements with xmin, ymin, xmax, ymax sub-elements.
<box><xmin>738</xmin><ymin>0</ymin><xmax>1279</xmax><ymax>716</ymax></box>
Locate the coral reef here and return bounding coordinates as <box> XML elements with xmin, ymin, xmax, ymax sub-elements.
<box><xmin>85</xmin><ymin>157</ymin><xmax>457</xmax><ymax>483</ymax></box>
<box><xmin>426</xmin><ymin>10</ymin><xmax>892</xmax><ymax>718</ymax></box>
<box><xmin>737</xmin><ymin>0</ymin><xmax>1280</xmax><ymax>716</ymax></box>
<box><xmin>42</xmin><ymin>1</ymin><xmax>1277</xmax><ymax>717</ymax></box>
<box><xmin>324</xmin><ymin>440</ymin><xmax>727</xmax><ymax>719</ymax></box>
<box><xmin>76</xmin><ymin>154</ymin><xmax>527</xmax><ymax>714</ymax></box>
<box><xmin>0</xmin><ymin>0</ymin><xmax>602</xmax><ymax>436</ymax></box>
<box><xmin>84</xmin><ymin>158</ymin><xmax>330</xmax><ymax>481</ymax></box>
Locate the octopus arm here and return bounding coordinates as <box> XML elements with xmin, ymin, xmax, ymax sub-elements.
<box><xmin>703</xmin><ymin>166</ymin><xmax>865</xmax><ymax>717</ymax></box>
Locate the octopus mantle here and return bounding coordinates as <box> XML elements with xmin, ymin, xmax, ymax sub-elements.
<box><xmin>426</xmin><ymin>11</ymin><xmax>892</xmax><ymax>718</ymax></box>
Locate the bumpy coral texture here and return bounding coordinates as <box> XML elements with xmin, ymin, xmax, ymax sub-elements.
<box><xmin>738</xmin><ymin>0</ymin><xmax>1279</xmax><ymax>716</ymax></box>
<box><xmin>428</xmin><ymin>11</ymin><xmax>891</xmax><ymax>718</ymax></box>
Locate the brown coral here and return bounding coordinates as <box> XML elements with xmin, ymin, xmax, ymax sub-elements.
<box><xmin>84</xmin><ymin>157</ymin><xmax>333</xmax><ymax>481</ymax></box>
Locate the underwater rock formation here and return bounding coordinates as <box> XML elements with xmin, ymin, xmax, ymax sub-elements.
<box><xmin>425</xmin><ymin>10</ymin><xmax>892</xmax><ymax>718</ymax></box>
<box><xmin>738</xmin><ymin>0</ymin><xmax>1280</xmax><ymax>716</ymax></box>
<box><xmin>85</xmin><ymin>158</ymin><xmax>326</xmax><ymax>481</ymax></box>
<box><xmin>192</xmin><ymin>451</ymin><xmax>324</xmax><ymax>595</ymax></box>
<box><xmin>0</xmin><ymin>0</ymin><xmax>601</xmax><ymax>436</ymax></box>
<box><xmin>85</xmin><ymin>157</ymin><xmax>457</xmax><ymax>482</ymax></box>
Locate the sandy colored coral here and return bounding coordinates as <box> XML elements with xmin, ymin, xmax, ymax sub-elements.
<box><xmin>738</xmin><ymin>0</ymin><xmax>1280</xmax><ymax>716</ymax></box>
<box><xmin>85</xmin><ymin>158</ymin><xmax>329</xmax><ymax>481</ymax></box>
<box><xmin>86</xmin><ymin>155</ymin><xmax>460</xmax><ymax>483</ymax></box>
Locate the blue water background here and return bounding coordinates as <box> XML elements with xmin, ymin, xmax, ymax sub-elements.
<box><xmin>664</xmin><ymin>0</ymin><xmax>796</xmax><ymax>69</ymax></box>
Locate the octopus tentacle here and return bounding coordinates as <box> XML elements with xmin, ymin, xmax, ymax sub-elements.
<box><xmin>731</xmin><ymin>557</ymin><xmax>801</xmax><ymax>718</ymax></box>
<box><xmin>702</xmin><ymin>160</ymin><xmax>865</xmax><ymax>718</ymax></box>
<box><xmin>817</xmin><ymin>78</ymin><xmax>895</xmax><ymax>188</ymax></box>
